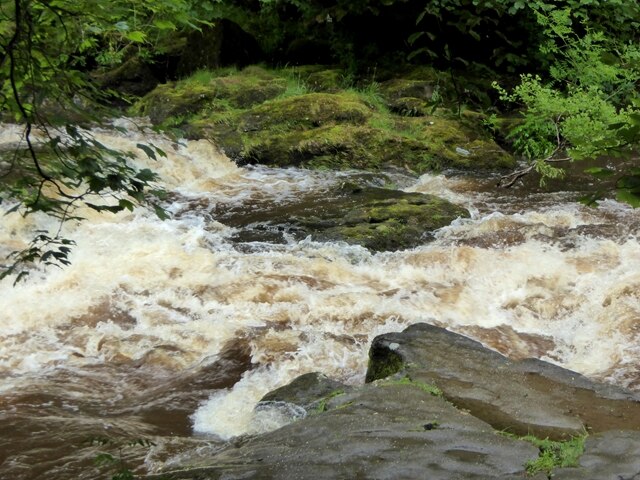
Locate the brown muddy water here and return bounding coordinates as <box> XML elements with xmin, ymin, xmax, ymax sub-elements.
<box><xmin>1</xmin><ymin>120</ymin><xmax>639</xmax><ymax>479</ymax></box>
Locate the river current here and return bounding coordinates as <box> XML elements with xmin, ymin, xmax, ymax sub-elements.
<box><xmin>1</xmin><ymin>120</ymin><xmax>639</xmax><ymax>478</ymax></box>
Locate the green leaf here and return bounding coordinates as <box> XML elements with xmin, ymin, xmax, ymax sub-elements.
<box><xmin>153</xmin><ymin>205</ymin><xmax>170</xmax><ymax>220</ymax></box>
<box><xmin>125</xmin><ymin>31</ymin><xmax>146</xmax><ymax>43</ymax></box>
<box><xmin>579</xmin><ymin>192</ymin><xmax>603</xmax><ymax>207</ymax></box>
<box><xmin>616</xmin><ymin>189</ymin><xmax>640</xmax><ymax>207</ymax></box>
<box><xmin>584</xmin><ymin>167</ymin><xmax>615</xmax><ymax>178</ymax></box>
<box><xmin>136</xmin><ymin>143</ymin><xmax>156</xmax><ymax>160</ymax></box>
<box><xmin>616</xmin><ymin>175</ymin><xmax>640</xmax><ymax>191</ymax></box>
<box><xmin>135</xmin><ymin>168</ymin><xmax>156</xmax><ymax>182</ymax></box>
<box><xmin>118</xmin><ymin>199</ymin><xmax>134</xmax><ymax>211</ymax></box>
<box><xmin>408</xmin><ymin>31</ymin><xmax>424</xmax><ymax>45</ymax></box>
<box><xmin>153</xmin><ymin>19</ymin><xmax>176</xmax><ymax>30</ymax></box>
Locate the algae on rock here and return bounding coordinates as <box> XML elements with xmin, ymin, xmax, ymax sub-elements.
<box><xmin>133</xmin><ymin>65</ymin><xmax>515</xmax><ymax>174</ymax></box>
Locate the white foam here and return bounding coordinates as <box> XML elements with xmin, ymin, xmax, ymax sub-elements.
<box><xmin>2</xmin><ymin>123</ymin><xmax>640</xmax><ymax>442</ymax></box>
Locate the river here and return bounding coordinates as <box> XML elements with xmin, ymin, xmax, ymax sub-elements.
<box><xmin>1</xmin><ymin>120</ymin><xmax>639</xmax><ymax>478</ymax></box>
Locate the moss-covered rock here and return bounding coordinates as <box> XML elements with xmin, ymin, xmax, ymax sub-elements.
<box><xmin>230</xmin><ymin>112</ymin><xmax>513</xmax><ymax>172</ymax></box>
<box><xmin>305</xmin><ymin>68</ymin><xmax>345</xmax><ymax>92</ymax></box>
<box><xmin>221</xmin><ymin>183</ymin><xmax>469</xmax><ymax>252</ymax></box>
<box><xmin>378</xmin><ymin>78</ymin><xmax>436</xmax><ymax>115</ymax></box>
<box><xmin>136</xmin><ymin>65</ymin><xmax>515</xmax><ymax>173</ymax></box>
<box><xmin>238</xmin><ymin>92</ymin><xmax>371</xmax><ymax>132</ymax></box>
<box><xmin>307</xmin><ymin>188</ymin><xmax>469</xmax><ymax>251</ymax></box>
<box><xmin>132</xmin><ymin>66</ymin><xmax>287</xmax><ymax>125</ymax></box>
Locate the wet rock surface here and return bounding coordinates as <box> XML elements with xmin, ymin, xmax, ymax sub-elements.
<box><xmin>210</xmin><ymin>182</ymin><xmax>470</xmax><ymax>252</ymax></box>
<box><xmin>153</xmin><ymin>382</ymin><xmax>539</xmax><ymax>480</ymax></box>
<box><xmin>368</xmin><ymin>323</ymin><xmax>640</xmax><ymax>439</ymax></box>
<box><xmin>150</xmin><ymin>324</ymin><xmax>640</xmax><ymax>480</ymax></box>
<box><xmin>258</xmin><ymin>372</ymin><xmax>350</xmax><ymax>415</ymax></box>
<box><xmin>553</xmin><ymin>430</ymin><xmax>640</xmax><ymax>479</ymax></box>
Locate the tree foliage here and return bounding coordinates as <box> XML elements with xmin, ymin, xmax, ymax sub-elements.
<box><xmin>1</xmin><ymin>0</ymin><xmax>639</xmax><ymax>283</ymax></box>
<box><xmin>0</xmin><ymin>0</ymin><xmax>202</xmax><ymax>280</ymax></box>
<box><xmin>492</xmin><ymin>5</ymin><xmax>640</xmax><ymax>205</ymax></box>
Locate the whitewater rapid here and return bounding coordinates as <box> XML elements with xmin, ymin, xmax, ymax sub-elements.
<box><xmin>1</xmin><ymin>120</ymin><xmax>638</xmax><ymax>477</ymax></box>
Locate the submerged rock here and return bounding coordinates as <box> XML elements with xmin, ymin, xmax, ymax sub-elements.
<box><xmin>218</xmin><ymin>184</ymin><xmax>469</xmax><ymax>252</ymax></box>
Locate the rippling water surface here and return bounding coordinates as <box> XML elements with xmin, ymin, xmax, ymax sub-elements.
<box><xmin>1</xmin><ymin>120</ymin><xmax>639</xmax><ymax>478</ymax></box>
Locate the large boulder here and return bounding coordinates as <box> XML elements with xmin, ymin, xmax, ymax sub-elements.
<box><xmin>212</xmin><ymin>183</ymin><xmax>470</xmax><ymax>252</ymax></box>
<box><xmin>150</xmin><ymin>380</ymin><xmax>540</xmax><ymax>480</ymax></box>
<box><xmin>205</xmin><ymin>95</ymin><xmax>514</xmax><ymax>172</ymax></box>
<box><xmin>132</xmin><ymin>67</ymin><xmax>287</xmax><ymax>125</ymax></box>
<box><xmin>366</xmin><ymin>323</ymin><xmax>640</xmax><ymax>440</ymax></box>
<box><xmin>134</xmin><ymin>66</ymin><xmax>515</xmax><ymax>173</ymax></box>
<box><xmin>147</xmin><ymin>324</ymin><xmax>640</xmax><ymax>479</ymax></box>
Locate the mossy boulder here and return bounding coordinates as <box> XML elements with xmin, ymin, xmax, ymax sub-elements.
<box><xmin>219</xmin><ymin>109</ymin><xmax>513</xmax><ymax>172</ymax></box>
<box><xmin>378</xmin><ymin>78</ymin><xmax>436</xmax><ymax>116</ymax></box>
<box><xmin>220</xmin><ymin>183</ymin><xmax>469</xmax><ymax>252</ymax></box>
<box><xmin>136</xmin><ymin>65</ymin><xmax>515</xmax><ymax>173</ymax></box>
<box><xmin>238</xmin><ymin>92</ymin><xmax>371</xmax><ymax>132</ymax></box>
<box><xmin>132</xmin><ymin>67</ymin><xmax>287</xmax><ymax>125</ymax></box>
<box><xmin>305</xmin><ymin>68</ymin><xmax>345</xmax><ymax>92</ymax></box>
<box><xmin>307</xmin><ymin>188</ymin><xmax>469</xmax><ymax>251</ymax></box>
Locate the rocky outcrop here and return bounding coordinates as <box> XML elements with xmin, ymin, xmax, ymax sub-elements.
<box><xmin>153</xmin><ymin>380</ymin><xmax>540</xmax><ymax>480</ymax></box>
<box><xmin>149</xmin><ymin>324</ymin><xmax>640</xmax><ymax>480</ymax></box>
<box><xmin>133</xmin><ymin>66</ymin><xmax>515</xmax><ymax>173</ymax></box>
<box><xmin>133</xmin><ymin>67</ymin><xmax>287</xmax><ymax>125</ymax></box>
<box><xmin>214</xmin><ymin>182</ymin><xmax>470</xmax><ymax>252</ymax></box>
<box><xmin>367</xmin><ymin>323</ymin><xmax>640</xmax><ymax>440</ymax></box>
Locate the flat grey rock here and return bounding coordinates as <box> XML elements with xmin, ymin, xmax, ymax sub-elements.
<box><xmin>150</xmin><ymin>323</ymin><xmax>640</xmax><ymax>479</ymax></box>
<box><xmin>554</xmin><ymin>430</ymin><xmax>640</xmax><ymax>479</ymax></box>
<box><xmin>152</xmin><ymin>382</ymin><xmax>538</xmax><ymax>479</ymax></box>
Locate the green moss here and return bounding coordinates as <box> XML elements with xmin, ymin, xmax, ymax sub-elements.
<box><xmin>305</xmin><ymin>68</ymin><xmax>346</xmax><ymax>92</ymax></box>
<box><xmin>498</xmin><ymin>431</ymin><xmax>587</xmax><ymax>476</ymax></box>
<box><xmin>319</xmin><ymin>193</ymin><xmax>468</xmax><ymax>251</ymax></box>
<box><xmin>523</xmin><ymin>434</ymin><xmax>586</xmax><ymax>476</ymax></box>
<box><xmin>312</xmin><ymin>389</ymin><xmax>346</xmax><ymax>414</ymax></box>
<box><xmin>381</xmin><ymin>375</ymin><xmax>444</xmax><ymax>397</ymax></box>
<box><xmin>365</xmin><ymin>344</ymin><xmax>405</xmax><ymax>382</ymax></box>
<box><xmin>238</xmin><ymin>92</ymin><xmax>371</xmax><ymax>132</ymax></box>
<box><xmin>134</xmin><ymin>64</ymin><xmax>514</xmax><ymax>173</ymax></box>
<box><xmin>131</xmin><ymin>66</ymin><xmax>287</xmax><ymax>125</ymax></box>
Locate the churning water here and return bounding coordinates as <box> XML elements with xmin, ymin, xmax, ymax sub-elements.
<box><xmin>1</xmin><ymin>120</ymin><xmax>639</xmax><ymax>478</ymax></box>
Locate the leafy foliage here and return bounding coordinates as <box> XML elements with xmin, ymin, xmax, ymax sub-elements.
<box><xmin>493</xmin><ymin>5</ymin><xmax>640</xmax><ymax>204</ymax></box>
<box><xmin>0</xmin><ymin>0</ymin><xmax>203</xmax><ymax>280</ymax></box>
